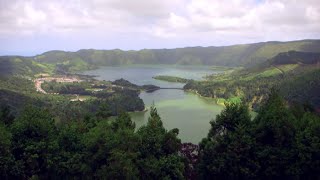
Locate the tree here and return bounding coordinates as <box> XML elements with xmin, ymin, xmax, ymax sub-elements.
<box><xmin>10</xmin><ymin>106</ymin><xmax>58</xmax><ymax>179</ymax></box>
<box><xmin>137</xmin><ymin>106</ymin><xmax>167</xmax><ymax>158</ymax></box>
<box><xmin>0</xmin><ymin>105</ymin><xmax>15</xmax><ymax>126</ymax></box>
<box><xmin>98</xmin><ymin>112</ymin><xmax>140</xmax><ymax>179</ymax></box>
<box><xmin>198</xmin><ymin>103</ymin><xmax>258</xmax><ymax>179</ymax></box>
<box><xmin>158</xmin><ymin>154</ymin><xmax>185</xmax><ymax>180</ymax></box>
<box><xmin>55</xmin><ymin>122</ymin><xmax>89</xmax><ymax>178</ymax></box>
<box><xmin>0</xmin><ymin>122</ymin><xmax>16</xmax><ymax>179</ymax></box>
<box><xmin>96</xmin><ymin>101</ymin><xmax>112</xmax><ymax>119</ymax></box>
<box><xmin>84</xmin><ymin>112</ymin><xmax>140</xmax><ymax>179</ymax></box>
<box><xmin>294</xmin><ymin>112</ymin><xmax>320</xmax><ymax>178</ymax></box>
<box><xmin>137</xmin><ymin>106</ymin><xmax>185</xmax><ymax>179</ymax></box>
<box><xmin>111</xmin><ymin>111</ymin><xmax>135</xmax><ymax>131</ymax></box>
<box><xmin>163</xmin><ymin>128</ymin><xmax>181</xmax><ymax>155</ymax></box>
<box><xmin>253</xmin><ymin>91</ymin><xmax>297</xmax><ymax>177</ymax></box>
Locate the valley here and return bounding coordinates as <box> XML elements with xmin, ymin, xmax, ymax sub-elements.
<box><xmin>82</xmin><ymin>65</ymin><xmax>224</xmax><ymax>143</ymax></box>
<box><xmin>2</xmin><ymin>0</ymin><xmax>320</xmax><ymax>178</ymax></box>
<box><xmin>1</xmin><ymin>40</ymin><xmax>320</xmax><ymax>179</ymax></box>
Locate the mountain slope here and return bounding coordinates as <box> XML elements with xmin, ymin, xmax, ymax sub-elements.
<box><xmin>32</xmin><ymin>39</ymin><xmax>320</xmax><ymax>68</ymax></box>
<box><xmin>267</xmin><ymin>51</ymin><xmax>320</xmax><ymax>65</ymax></box>
<box><xmin>0</xmin><ymin>56</ymin><xmax>53</xmax><ymax>76</ymax></box>
<box><xmin>184</xmin><ymin>51</ymin><xmax>320</xmax><ymax>110</ymax></box>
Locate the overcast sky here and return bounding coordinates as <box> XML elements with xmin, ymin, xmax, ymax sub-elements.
<box><xmin>0</xmin><ymin>0</ymin><xmax>319</xmax><ymax>55</ymax></box>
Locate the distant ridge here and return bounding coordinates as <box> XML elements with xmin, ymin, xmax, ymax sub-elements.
<box><xmin>1</xmin><ymin>39</ymin><xmax>320</xmax><ymax>74</ymax></box>
<box><xmin>268</xmin><ymin>51</ymin><xmax>320</xmax><ymax>65</ymax></box>
<box><xmin>33</xmin><ymin>39</ymin><xmax>320</xmax><ymax>67</ymax></box>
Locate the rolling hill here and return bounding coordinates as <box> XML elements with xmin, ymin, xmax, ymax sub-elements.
<box><xmin>31</xmin><ymin>39</ymin><xmax>320</xmax><ymax>68</ymax></box>
<box><xmin>1</xmin><ymin>40</ymin><xmax>319</xmax><ymax>111</ymax></box>
<box><xmin>1</xmin><ymin>39</ymin><xmax>320</xmax><ymax>76</ymax></box>
<box><xmin>267</xmin><ymin>50</ymin><xmax>320</xmax><ymax>65</ymax></box>
<box><xmin>0</xmin><ymin>56</ymin><xmax>53</xmax><ymax>77</ymax></box>
<box><xmin>184</xmin><ymin>51</ymin><xmax>320</xmax><ymax>110</ymax></box>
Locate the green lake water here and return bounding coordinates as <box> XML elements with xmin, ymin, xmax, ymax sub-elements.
<box><xmin>83</xmin><ymin>65</ymin><xmax>225</xmax><ymax>143</ymax></box>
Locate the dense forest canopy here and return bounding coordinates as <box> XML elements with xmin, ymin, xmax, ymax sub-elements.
<box><xmin>184</xmin><ymin>51</ymin><xmax>320</xmax><ymax>111</ymax></box>
<box><xmin>0</xmin><ymin>92</ymin><xmax>319</xmax><ymax>179</ymax></box>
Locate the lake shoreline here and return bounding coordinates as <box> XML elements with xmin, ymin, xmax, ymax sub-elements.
<box><xmin>80</xmin><ymin>65</ymin><xmax>226</xmax><ymax>143</ymax></box>
<box><xmin>185</xmin><ymin>89</ymin><xmax>226</xmax><ymax>107</ymax></box>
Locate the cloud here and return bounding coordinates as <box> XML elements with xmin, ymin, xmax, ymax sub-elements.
<box><xmin>0</xmin><ymin>0</ymin><xmax>185</xmax><ymax>36</ymax></box>
<box><xmin>98</xmin><ymin>0</ymin><xmax>177</xmax><ymax>18</ymax></box>
<box><xmin>0</xmin><ymin>0</ymin><xmax>319</xmax><ymax>54</ymax></box>
<box><xmin>151</xmin><ymin>0</ymin><xmax>320</xmax><ymax>40</ymax></box>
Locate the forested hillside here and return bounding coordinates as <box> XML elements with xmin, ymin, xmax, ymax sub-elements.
<box><xmin>0</xmin><ymin>56</ymin><xmax>53</xmax><ymax>76</ymax></box>
<box><xmin>30</xmin><ymin>39</ymin><xmax>320</xmax><ymax>68</ymax></box>
<box><xmin>184</xmin><ymin>51</ymin><xmax>320</xmax><ymax>110</ymax></box>
<box><xmin>268</xmin><ymin>51</ymin><xmax>320</xmax><ymax>65</ymax></box>
<box><xmin>197</xmin><ymin>92</ymin><xmax>320</xmax><ymax>179</ymax></box>
<box><xmin>1</xmin><ymin>92</ymin><xmax>319</xmax><ymax>179</ymax></box>
<box><xmin>1</xmin><ymin>40</ymin><xmax>320</xmax><ymax>75</ymax></box>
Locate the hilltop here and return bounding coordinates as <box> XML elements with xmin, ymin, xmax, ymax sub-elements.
<box><xmin>1</xmin><ymin>39</ymin><xmax>320</xmax><ymax>76</ymax></box>
<box><xmin>28</xmin><ymin>39</ymin><xmax>320</xmax><ymax>70</ymax></box>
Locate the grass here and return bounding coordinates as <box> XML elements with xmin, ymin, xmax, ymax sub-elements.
<box><xmin>79</xmin><ymin>95</ymin><xmax>95</xmax><ymax>100</ymax></box>
<box><xmin>210</xmin><ymin>66</ymin><xmax>237</xmax><ymax>71</ymax></box>
<box><xmin>216</xmin><ymin>98</ymin><xmax>226</xmax><ymax>106</ymax></box>
<box><xmin>241</xmin><ymin>67</ymin><xmax>282</xmax><ymax>81</ymax></box>
<box><xmin>252</xmin><ymin>41</ymin><xmax>308</xmax><ymax>60</ymax></box>
<box><xmin>277</xmin><ymin>64</ymin><xmax>299</xmax><ymax>72</ymax></box>
<box><xmin>205</xmin><ymin>70</ymin><xmax>238</xmax><ymax>82</ymax></box>
<box><xmin>216</xmin><ymin>97</ymin><xmax>242</xmax><ymax>106</ymax></box>
<box><xmin>259</xmin><ymin>67</ymin><xmax>282</xmax><ymax>77</ymax></box>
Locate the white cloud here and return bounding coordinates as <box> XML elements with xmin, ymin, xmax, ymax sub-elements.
<box><xmin>0</xmin><ymin>0</ymin><xmax>319</xmax><ymax>52</ymax></box>
<box><xmin>150</xmin><ymin>0</ymin><xmax>320</xmax><ymax>41</ymax></box>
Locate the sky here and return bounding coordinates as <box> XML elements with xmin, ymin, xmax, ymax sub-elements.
<box><xmin>0</xmin><ymin>0</ymin><xmax>319</xmax><ymax>56</ymax></box>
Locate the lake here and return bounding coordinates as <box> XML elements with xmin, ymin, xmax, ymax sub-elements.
<box><xmin>83</xmin><ymin>65</ymin><xmax>224</xmax><ymax>143</ymax></box>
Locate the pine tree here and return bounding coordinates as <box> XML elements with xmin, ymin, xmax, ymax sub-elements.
<box><xmin>198</xmin><ymin>103</ymin><xmax>258</xmax><ymax>179</ymax></box>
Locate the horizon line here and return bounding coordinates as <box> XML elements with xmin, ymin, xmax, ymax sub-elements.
<box><xmin>1</xmin><ymin>38</ymin><xmax>319</xmax><ymax>57</ymax></box>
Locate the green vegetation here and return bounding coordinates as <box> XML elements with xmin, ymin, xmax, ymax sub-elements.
<box><xmin>1</xmin><ymin>40</ymin><xmax>320</xmax><ymax>76</ymax></box>
<box><xmin>42</xmin><ymin>81</ymin><xmax>95</xmax><ymax>95</ymax></box>
<box><xmin>277</xmin><ymin>64</ymin><xmax>299</xmax><ymax>72</ymax></box>
<box><xmin>1</xmin><ymin>90</ymin><xmax>319</xmax><ymax>179</ymax></box>
<box><xmin>184</xmin><ymin>51</ymin><xmax>320</xmax><ymax>110</ymax></box>
<box><xmin>216</xmin><ymin>97</ymin><xmax>242</xmax><ymax>106</ymax></box>
<box><xmin>112</xmin><ymin>78</ymin><xmax>160</xmax><ymax>92</ymax></box>
<box><xmin>0</xmin><ymin>40</ymin><xmax>316</xmax><ymax>75</ymax></box>
<box><xmin>1</xmin><ymin>40</ymin><xmax>320</xmax><ymax>179</ymax></box>
<box><xmin>0</xmin><ymin>105</ymin><xmax>185</xmax><ymax>179</ymax></box>
<box><xmin>47</xmin><ymin>40</ymin><xmax>320</xmax><ymax>68</ymax></box>
<box><xmin>153</xmin><ymin>75</ymin><xmax>190</xmax><ymax>83</ymax></box>
<box><xmin>210</xmin><ymin>66</ymin><xmax>235</xmax><ymax>71</ymax></box>
<box><xmin>198</xmin><ymin>91</ymin><xmax>320</xmax><ymax>179</ymax></box>
<box><xmin>267</xmin><ymin>50</ymin><xmax>320</xmax><ymax>65</ymax></box>
<box><xmin>0</xmin><ymin>56</ymin><xmax>53</xmax><ymax>76</ymax></box>
<box><xmin>0</xmin><ymin>75</ymin><xmax>146</xmax><ymax>123</ymax></box>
